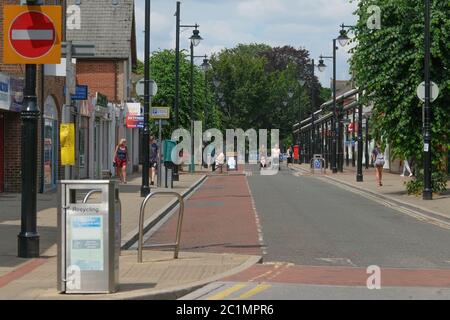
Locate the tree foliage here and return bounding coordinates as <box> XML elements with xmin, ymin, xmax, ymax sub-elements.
<box><xmin>350</xmin><ymin>0</ymin><xmax>450</xmax><ymax>192</ymax></box>
<box><xmin>133</xmin><ymin>49</ymin><xmax>222</xmax><ymax>137</ymax></box>
<box><xmin>209</xmin><ymin>44</ymin><xmax>325</xmax><ymax>146</ymax></box>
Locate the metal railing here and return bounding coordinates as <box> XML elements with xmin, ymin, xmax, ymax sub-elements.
<box><xmin>138</xmin><ymin>191</ymin><xmax>185</xmax><ymax>263</ymax></box>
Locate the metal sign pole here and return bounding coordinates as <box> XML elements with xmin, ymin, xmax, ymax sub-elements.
<box><xmin>157</xmin><ymin>119</ymin><xmax>162</xmax><ymax>187</ymax></box>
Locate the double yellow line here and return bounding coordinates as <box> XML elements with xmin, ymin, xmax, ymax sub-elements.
<box><xmin>207</xmin><ymin>283</ymin><xmax>272</xmax><ymax>300</ymax></box>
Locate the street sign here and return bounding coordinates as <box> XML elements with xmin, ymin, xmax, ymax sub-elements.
<box><xmin>3</xmin><ymin>6</ymin><xmax>62</xmax><ymax>64</ymax></box>
<box><xmin>154</xmin><ymin>120</ymin><xmax>169</xmax><ymax>126</ymax></box>
<box><xmin>126</xmin><ymin>115</ymin><xmax>144</xmax><ymax>129</ymax></box>
<box><xmin>151</xmin><ymin>107</ymin><xmax>170</xmax><ymax>119</ymax></box>
<box><xmin>417</xmin><ymin>81</ymin><xmax>439</xmax><ymax>102</ymax></box>
<box><xmin>61</xmin><ymin>42</ymin><xmax>95</xmax><ymax>58</ymax></box>
<box><xmin>136</xmin><ymin>78</ymin><xmax>158</xmax><ymax>97</ymax></box>
<box><xmin>64</xmin><ymin>85</ymin><xmax>88</xmax><ymax>101</ymax></box>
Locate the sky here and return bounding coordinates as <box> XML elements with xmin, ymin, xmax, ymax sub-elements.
<box><xmin>134</xmin><ymin>0</ymin><xmax>359</xmax><ymax>88</ymax></box>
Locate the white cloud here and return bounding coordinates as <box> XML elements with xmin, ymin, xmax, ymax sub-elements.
<box><xmin>135</xmin><ymin>0</ymin><xmax>359</xmax><ymax>86</ymax></box>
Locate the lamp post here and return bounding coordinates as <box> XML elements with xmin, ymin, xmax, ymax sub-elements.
<box><xmin>18</xmin><ymin>0</ymin><xmax>42</xmax><ymax>257</ymax></box>
<box><xmin>140</xmin><ymin>0</ymin><xmax>152</xmax><ymax>197</ymax></box>
<box><xmin>201</xmin><ymin>56</ymin><xmax>211</xmax><ymax>127</ymax></box>
<box><xmin>299</xmin><ymin>60</ymin><xmax>320</xmax><ymax>163</ymax></box>
<box><xmin>423</xmin><ymin>0</ymin><xmax>432</xmax><ymax>200</ymax></box>
<box><xmin>174</xmin><ymin>1</ymin><xmax>203</xmax><ymax>175</ymax></box>
<box><xmin>317</xmin><ymin>51</ymin><xmax>337</xmax><ymax>173</ymax></box>
<box><xmin>188</xmin><ymin>32</ymin><xmax>206</xmax><ymax>174</ymax></box>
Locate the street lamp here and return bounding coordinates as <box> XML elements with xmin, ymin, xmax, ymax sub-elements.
<box><xmin>200</xmin><ymin>56</ymin><xmax>211</xmax><ymax>127</ymax></box>
<box><xmin>299</xmin><ymin>59</ymin><xmax>321</xmax><ymax>163</ymax></box>
<box><xmin>423</xmin><ymin>0</ymin><xmax>432</xmax><ymax>200</ymax></box>
<box><xmin>18</xmin><ymin>0</ymin><xmax>41</xmax><ymax>258</ymax></box>
<box><xmin>188</xmin><ymin>28</ymin><xmax>204</xmax><ymax>173</ymax></box>
<box><xmin>175</xmin><ymin>1</ymin><xmax>203</xmax><ymax>177</ymax></box>
<box><xmin>140</xmin><ymin>0</ymin><xmax>152</xmax><ymax>197</ymax></box>
<box><xmin>337</xmin><ymin>23</ymin><xmax>361</xmax><ymax>181</ymax></box>
<box><xmin>337</xmin><ymin>24</ymin><xmax>351</xmax><ymax>47</ymax></box>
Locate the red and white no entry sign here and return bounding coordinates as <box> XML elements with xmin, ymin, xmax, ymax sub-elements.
<box><xmin>3</xmin><ymin>6</ymin><xmax>62</xmax><ymax>64</ymax></box>
<box><xmin>9</xmin><ymin>11</ymin><xmax>56</xmax><ymax>59</ymax></box>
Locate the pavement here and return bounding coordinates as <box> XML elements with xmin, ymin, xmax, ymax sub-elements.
<box><xmin>182</xmin><ymin>163</ymin><xmax>450</xmax><ymax>300</ymax></box>
<box><xmin>0</xmin><ymin>172</ymin><xmax>262</xmax><ymax>300</ymax></box>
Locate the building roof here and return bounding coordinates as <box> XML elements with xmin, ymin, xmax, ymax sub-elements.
<box><xmin>332</xmin><ymin>80</ymin><xmax>355</xmax><ymax>97</ymax></box>
<box><xmin>66</xmin><ymin>0</ymin><xmax>136</xmax><ymax>64</ymax></box>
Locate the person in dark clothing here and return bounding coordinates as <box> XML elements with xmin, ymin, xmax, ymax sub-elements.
<box><xmin>149</xmin><ymin>136</ymin><xmax>158</xmax><ymax>185</ymax></box>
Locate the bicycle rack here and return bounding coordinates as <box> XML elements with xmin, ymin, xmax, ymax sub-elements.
<box><xmin>83</xmin><ymin>189</ymin><xmax>122</xmax><ymax>255</ymax></box>
<box><xmin>138</xmin><ymin>191</ymin><xmax>185</xmax><ymax>263</ymax></box>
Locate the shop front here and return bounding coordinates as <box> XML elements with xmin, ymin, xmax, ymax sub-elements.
<box><xmin>0</xmin><ymin>73</ymin><xmax>24</xmax><ymax>193</ymax></box>
<box><xmin>0</xmin><ymin>112</ymin><xmax>4</xmax><ymax>193</ymax></box>
<box><xmin>93</xmin><ymin>93</ymin><xmax>113</xmax><ymax>179</ymax></box>
<box><xmin>43</xmin><ymin>96</ymin><xmax>59</xmax><ymax>192</ymax></box>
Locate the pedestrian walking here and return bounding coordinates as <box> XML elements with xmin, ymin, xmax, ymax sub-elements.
<box><xmin>271</xmin><ymin>144</ymin><xmax>281</xmax><ymax>170</ymax></box>
<box><xmin>287</xmin><ymin>146</ymin><xmax>293</xmax><ymax>167</ymax></box>
<box><xmin>149</xmin><ymin>136</ymin><xmax>158</xmax><ymax>186</ymax></box>
<box><xmin>371</xmin><ymin>143</ymin><xmax>385</xmax><ymax>187</ymax></box>
<box><xmin>400</xmin><ymin>157</ymin><xmax>413</xmax><ymax>177</ymax></box>
<box><xmin>114</xmin><ymin>139</ymin><xmax>129</xmax><ymax>184</ymax></box>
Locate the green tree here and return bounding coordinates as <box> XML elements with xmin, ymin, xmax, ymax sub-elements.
<box><xmin>133</xmin><ymin>49</ymin><xmax>222</xmax><ymax>137</ymax></box>
<box><xmin>209</xmin><ymin>44</ymin><xmax>323</xmax><ymax>145</ymax></box>
<box><xmin>350</xmin><ymin>0</ymin><xmax>450</xmax><ymax>193</ymax></box>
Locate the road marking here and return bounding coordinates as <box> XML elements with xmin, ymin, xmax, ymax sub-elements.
<box><xmin>315</xmin><ymin>176</ymin><xmax>450</xmax><ymax>231</ymax></box>
<box><xmin>206</xmin><ymin>283</ymin><xmax>248</xmax><ymax>300</ymax></box>
<box><xmin>235</xmin><ymin>283</ymin><xmax>272</xmax><ymax>300</ymax></box>
<box><xmin>316</xmin><ymin>258</ymin><xmax>357</xmax><ymax>267</ymax></box>
<box><xmin>245</xmin><ymin>176</ymin><xmax>267</xmax><ymax>255</ymax></box>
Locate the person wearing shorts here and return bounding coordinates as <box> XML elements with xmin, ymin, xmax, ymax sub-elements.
<box><xmin>114</xmin><ymin>139</ymin><xmax>129</xmax><ymax>183</ymax></box>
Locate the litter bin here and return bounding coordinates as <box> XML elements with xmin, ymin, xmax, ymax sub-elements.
<box><xmin>57</xmin><ymin>181</ymin><xmax>121</xmax><ymax>294</ymax></box>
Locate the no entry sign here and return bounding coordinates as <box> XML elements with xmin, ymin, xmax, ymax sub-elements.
<box><xmin>3</xmin><ymin>6</ymin><xmax>62</xmax><ymax>64</ymax></box>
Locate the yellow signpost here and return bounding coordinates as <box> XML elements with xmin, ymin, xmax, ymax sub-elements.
<box><xmin>60</xmin><ymin>124</ymin><xmax>75</xmax><ymax>166</ymax></box>
<box><xmin>3</xmin><ymin>5</ymin><xmax>62</xmax><ymax>64</ymax></box>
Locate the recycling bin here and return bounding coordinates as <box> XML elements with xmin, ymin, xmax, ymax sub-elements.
<box><xmin>57</xmin><ymin>181</ymin><xmax>121</xmax><ymax>294</ymax></box>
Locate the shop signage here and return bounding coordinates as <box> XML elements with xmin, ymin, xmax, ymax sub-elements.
<box><xmin>0</xmin><ymin>74</ymin><xmax>10</xmax><ymax>110</ymax></box>
<box><xmin>61</xmin><ymin>123</ymin><xmax>75</xmax><ymax>166</ymax></box>
<box><xmin>126</xmin><ymin>114</ymin><xmax>144</xmax><ymax>129</ymax></box>
<box><xmin>9</xmin><ymin>76</ymin><xmax>24</xmax><ymax>112</ymax></box>
<box><xmin>96</xmin><ymin>92</ymin><xmax>108</xmax><ymax>108</ymax></box>
<box><xmin>64</xmin><ymin>85</ymin><xmax>88</xmax><ymax>101</ymax></box>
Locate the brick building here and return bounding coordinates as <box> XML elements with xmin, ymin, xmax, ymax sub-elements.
<box><xmin>0</xmin><ymin>0</ymin><xmax>137</xmax><ymax>193</ymax></box>
<box><xmin>65</xmin><ymin>0</ymin><xmax>137</xmax><ymax>179</ymax></box>
<box><xmin>0</xmin><ymin>0</ymin><xmax>65</xmax><ymax>193</ymax></box>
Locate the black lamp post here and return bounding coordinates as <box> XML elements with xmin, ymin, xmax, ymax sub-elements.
<box><xmin>299</xmin><ymin>60</ymin><xmax>320</xmax><ymax>163</ymax></box>
<box><xmin>423</xmin><ymin>0</ymin><xmax>432</xmax><ymax>200</ymax></box>
<box><xmin>188</xmin><ymin>27</ymin><xmax>204</xmax><ymax>173</ymax></box>
<box><xmin>201</xmin><ymin>56</ymin><xmax>211</xmax><ymax>127</ymax></box>
<box><xmin>174</xmin><ymin>1</ymin><xmax>203</xmax><ymax>175</ymax></box>
<box><xmin>140</xmin><ymin>0</ymin><xmax>152</xmax><ymax>197</ymax></box>
<box><xmin>18</xmin><ymin>0</ymin><xmax>42</xmax><ymax>258</ymax></box>
<box><xmin>317</xmin><ymin>52</ymin><xmax>338</xmax><ymax>174</ymax></box>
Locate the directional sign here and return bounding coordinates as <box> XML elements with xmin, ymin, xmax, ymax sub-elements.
<box><xmin>151</xmin><ymin>107</ymin><xmax>170</xmax><ymax>120</ymax></box>
<box><xmin>417</xmin><ymin>81</ymin><xmax>439</xmax><ymax>102</ymax></box>
<box><xmin>136</xmin><ymin>78</ymin><xmax>158</xmax><ymax>98</ymax></box>
<box><xmin>3</xmin><ymin>6</ymin><xmax>62</xmax><ymax>64</ymax></box>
